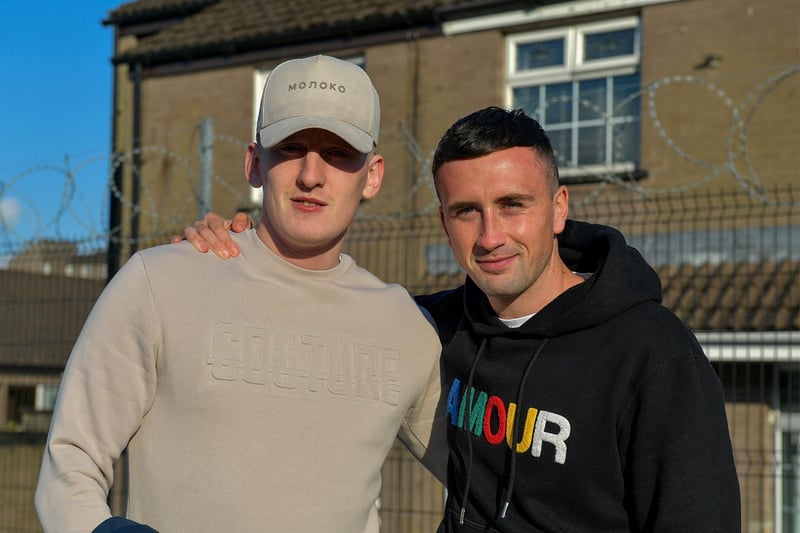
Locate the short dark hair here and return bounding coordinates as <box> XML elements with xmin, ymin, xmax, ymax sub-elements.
<box><xmin>431</xmin><ymin>106</ymin><xmax>560</xmax><ymax>193</ymax></box>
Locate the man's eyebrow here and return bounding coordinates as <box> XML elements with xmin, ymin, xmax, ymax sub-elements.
<box><xmin>497</xmin><ymin>193</ymin><xmax>537</xmax><ymax>204</ymax></box>
<box><xmin>444</xmin><ymin>200</ymin><xmax>478</xmax><ymax>213</ymax></box>
<box><xmin>446</xmin><ymin>193</ymin><xmax>538</xmax><ymax>212</ymax></box>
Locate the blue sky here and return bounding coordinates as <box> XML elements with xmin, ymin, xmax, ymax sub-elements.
<box><xmin>0</xmin><ymin>1</ymin><xmax>122</xmax><ymax>247</ymax></box>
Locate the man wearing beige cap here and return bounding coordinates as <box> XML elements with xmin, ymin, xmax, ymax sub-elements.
<box><xmin>34</xmin><ymin>55</ymin><xmax>445</xmax><ymax>533</ymax></box>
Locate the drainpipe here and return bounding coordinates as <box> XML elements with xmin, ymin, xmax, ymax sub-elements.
<box><xmin>130</xmin><ymin>61</ymin><xmax>142</xmax><ymax>256</ymax></box>
<box><xmin>106</xmin><ymin>27</ymin><xmax>122</xmax><ymax>283</ymax></box>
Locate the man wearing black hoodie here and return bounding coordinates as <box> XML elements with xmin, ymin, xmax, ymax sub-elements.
<box><xmin>182</xmin><ymin>106</ymin><xmax>741</xmax><ymax>532</ymax></box>
<box><xmin>416</xmin><ymin>106</ymin><xmax>740</xmax><ymax>532</ymax></box>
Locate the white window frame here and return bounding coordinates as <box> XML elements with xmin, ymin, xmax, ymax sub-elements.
<box><xmin>35</xmin><ymin>383</ymin><xmax>59</xmax><ymax>411</ymax></box>
<box><xmin>774</xmin><ymin>365</ymin><xmax>800</xmax><ymax>533</ymax></box>
<box><xmin>696</xmin><ymin>331</ymin><xmax>800</xmax><ymax>363</ymax></box>
<box><xmin>575</xmin><ymin>18</ymin><xmax>642</xmax><ymax>73</ymax></box>
<box><xmin>776</xmin><ymin>412</ymin><xmax>800</xmax><ymax>533</ymax></box>
<box><xmin>506</xmin><ymin>17</ymin><xmax>641</xmax><ymax>176</ymax></box>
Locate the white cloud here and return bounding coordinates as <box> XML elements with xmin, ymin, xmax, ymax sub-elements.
<box><xmin>0</xmin><ymin>197</ymin><xmax>22</xmax><ymax>230</ymax></box>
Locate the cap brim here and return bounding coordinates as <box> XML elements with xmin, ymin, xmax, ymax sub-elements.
<box><xmin>259</xmin><ymin>116</ymin><xmax>375</xmax><ymax>153</ymax></box>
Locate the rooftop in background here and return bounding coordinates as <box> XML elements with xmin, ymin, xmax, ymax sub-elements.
<box><xmin>0</xmin><ymin>268</ymin><xmax>105</xmax><ymax>369</ymax></box>
<box><xmin>104</xmin><ymin>0</ymin><xmax>570</xmax><ymax>67</ymax></box>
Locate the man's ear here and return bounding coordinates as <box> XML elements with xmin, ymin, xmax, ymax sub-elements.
<box><xmin>552</xmin><ymin>185</ymin><xmax>569</xmax><ymax>235</ymax></box>
<box><xmin>438</xmin><ymin>205</ymin><xmax>452</xmax><ymax>246</ymax></box>
<box><xmin>360</xmin><ymin>153</ymin><xmax>384</xmax><ymax>200</ymax></box>
<box><xmin>245</xmin><ymin>142</ymin><xmax>263</xmax><ymax>188</ymax></box>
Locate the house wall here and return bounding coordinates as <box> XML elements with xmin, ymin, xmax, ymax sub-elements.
<box><xmin>639</xmin><ymin>0</ymin><xmax>799</xmax><ymax>194</ymax></box>
<box><xmin>133</xmin><ymin>65</ymin><xmax>253</xmax><ymax>241</ymax></box>
<box><xmin>366</xmin><ymin>31</ymin><xmax>505</xmax><ymax>214</ymax></box>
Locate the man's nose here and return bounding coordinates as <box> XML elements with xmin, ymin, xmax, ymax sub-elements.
<box><xmin>476</xmin><ymin>212</ymin><xmax>505</xmax><ymax>251</ymax></box>
<box><xmin>296</xmin><ymin>152</ymin><xmax>326</xmax><ymax>189</ymax></box>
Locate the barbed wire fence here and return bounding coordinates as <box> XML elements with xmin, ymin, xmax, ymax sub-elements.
<box><xmin>0</xmin><ymin>66</ymin><xmax>797</xmax><ymax>531</ymax></box>
<box><xmin>0</xmin><ymin>65</ymin><xmax>797</xmax><ymax>257</ymax></box>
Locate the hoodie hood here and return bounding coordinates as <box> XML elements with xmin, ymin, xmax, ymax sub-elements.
<box><xmin>463</xmin><ymin>219</ymin><xmax>662</xmax><ymax>339</ymax></box>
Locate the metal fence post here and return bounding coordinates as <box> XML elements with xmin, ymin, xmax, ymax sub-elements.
<box><xmin>199</xmin><ymin>118</ymin><xmax>214</xmax><ymax>218</ymax></box>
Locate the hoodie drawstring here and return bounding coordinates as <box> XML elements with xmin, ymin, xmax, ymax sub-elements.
<box><xmin>500</xmin><ymin>338</ymin><xmax>548</xmax><ymax>519</ymax></box>
<box><xmin>458</xmin><ymin>338</ymin><xmax>488</xmax><ymax>525</ymax></box>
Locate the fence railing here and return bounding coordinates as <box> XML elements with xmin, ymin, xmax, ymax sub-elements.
<box><xmin>0</xmin><ymin>183</ymin><xmax>798</xmax><ymax>532</ymax></box>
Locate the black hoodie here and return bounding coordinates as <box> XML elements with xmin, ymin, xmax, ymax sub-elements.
<box><xmin>417</xmin><ymin>220</ymin><xmax>740</xmax><ymax>532</ymax></box>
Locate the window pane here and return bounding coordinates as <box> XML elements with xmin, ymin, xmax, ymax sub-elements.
<box><xmin>548</xmin><ymin>127</ymin><xmax>572</xmax><ymax>167</ymax></box>
<box><xmin>513</xmin><ymin>86</ymin><xmax>542</xmax><ymax>120</ymax></box>
<box><xmin>784</xmin><ymin>431</ymin><xmax>800</xmax><ymax>532</ymax></box>
<box><xmin>782</xmin><ymin>370</ymin><xmax>800</xmax><ymax>412</ymax></box>
<box><xmin>579</xmin><ymin>78</ymin><xmax>607</xmax><ymax>121</ymax></box>
<box><xmin>613</xmin><ymin>73</ymin><xmax>641</xmax><ymax>116</ymax></box>
<box><xmin>612</xmin><ymin>122</ymin><xmax>639</xmax><ymax>165</ymax></box>
<box><xmin>577</xmin><ymin>125</ymin><xmax>605</xmax><ymax>166</ymax></box>
<box><xmin>584</xmin><ymin>28</ymin><xmax>635</xmax><ymax>61</ymax></box>
<box><xmin>516</xmin><ymin>38</ymin><xmax>565</xmax><ymax>70</ymax></box>
<box><xmin>544</xmin><ymin>82</ymin><xmax>572</xmax><ymax>124</ymax></box>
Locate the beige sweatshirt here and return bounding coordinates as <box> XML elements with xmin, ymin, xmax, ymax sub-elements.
<box><xmin>35</xmin><ymin>229</ymin><xmax>445</xmax><ymax>533</ymax></box>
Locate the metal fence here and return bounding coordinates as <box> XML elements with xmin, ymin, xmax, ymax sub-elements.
<box><xmin>0</xmin><ymin>185</ymin><xmax>797</xmax><ymax>530</ymax></box>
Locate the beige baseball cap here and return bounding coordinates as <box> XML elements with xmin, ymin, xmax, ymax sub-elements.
<box><xmin>256</xmin><ymin>55</ymin><xmax>380</xmax><ymax>153</ymax></box>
